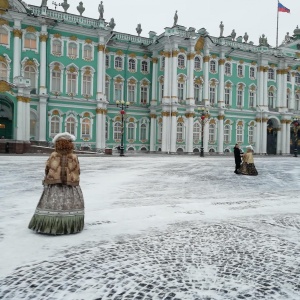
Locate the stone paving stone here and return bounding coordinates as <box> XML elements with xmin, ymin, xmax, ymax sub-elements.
<box><xmin>1</xmin><ymin>217</ymin><xmax>300</xmax><ymax>299</ymax></box>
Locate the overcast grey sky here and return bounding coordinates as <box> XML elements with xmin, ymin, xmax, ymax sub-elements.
<box><xmin>27</xmin><ymin>0</ymin><xmax>298</xmax><ymax>47</ymax></box>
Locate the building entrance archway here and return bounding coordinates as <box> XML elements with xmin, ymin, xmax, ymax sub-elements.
<box><xmin>266</xmin><ymin>118</ymin><xmax>279</xmax><ymax>155</ymax></box>
<box><xmin>0</xmin><ymin>97</ymin><xmax>14</xmax><ymax>139</ymax></box>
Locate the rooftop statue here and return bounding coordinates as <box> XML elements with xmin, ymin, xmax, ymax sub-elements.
<box><xmin>243</xmin><ymin>32</ymin><xmax>249</xmax><ymax>43</ymax></box>
<box><xmin>136</xmin><ymin>23</ymin><xmax>142</xmax><ymax>36</ymax></box>
<box><xmin>108</xmin><ymin>18</ymin><xmax>115</xmax><ymax>30</ymax></box>
<box><xmin>173</xmin><ymin>10</ymin><xmax>178</xmax><ymax>26</ymax></box>
<box><xmin>259</xmin><ymin>34</ymin><xmax>269</xmax><ymax>47</ymax></box>
<box><xmin>231</xmin><ymin>29</ymin><xmax>236</xmax><ymax>41</ymax></box>
<box><xmin>61</xmin><ymin>0</ymin><xmax>70</xmax><ymax>12</ymax></box>
<box><xmin>41</xmin><ymin>0</ymin><xmax>47</xmax><ymax>6</ymax></box>
<box><xmin>219</xmin><ymin>21</ymin><xmax>224</xmax><ymax>37</ymax></box>
<box><xmin>77</xmin><ymin>1</ymin><xmax>85</xmax><ymax>16</ymax></box>
<box><xmin>99</xmin><ymin>1</ymin><xmax>104</xmax><ymax>19</ymax></box>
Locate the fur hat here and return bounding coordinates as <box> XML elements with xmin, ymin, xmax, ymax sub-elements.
<box><xmin>246</xmin><ymin>145</ymin><xmax>253</xmax><ymax>151</ymax></box>
<box><xmin>52</xmin><ymin>132</ymin><xmax>75</xmax><ymax>144</ymax></box>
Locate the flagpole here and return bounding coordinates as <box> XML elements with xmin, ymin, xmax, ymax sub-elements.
<box><xmin>276</xmin><ymin>0</ymin><xmax>279</xmax><ymax>48</ymax></box>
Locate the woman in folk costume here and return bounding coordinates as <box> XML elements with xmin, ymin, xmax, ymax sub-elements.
<box><xmin>240</xmin><ymin>145</ymin><xmax>258</xmax><ymax>176</ymax></box>
<box><xmin>28</xmin><ymin>132</ymin><xmax>84</xmax><ymax>235</ymax></box>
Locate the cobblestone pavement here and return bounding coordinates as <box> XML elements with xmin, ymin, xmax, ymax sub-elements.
<box><xmin>1</xmin><ymin>215</ymin><xmax>300</xmax><ymax>300</ymax></box>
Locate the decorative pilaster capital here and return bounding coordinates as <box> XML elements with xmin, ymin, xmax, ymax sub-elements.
<box><xmin>187</xmin><ymin>53</ymin><xmax>195</xmax><ymax>60</ymax></box>
<box><xmin>185</xmin><ymin>112</ymin><xmax>195</xmax><ymax>118</ymax></box>
<box><xmin>255</xmin><ymin>118</ymin><xmax>261</xmax><ymax>122</ymax></box>
<box><xmin>203</xmin><ymin>56</ymin><xmax>210</xmax><ymax>63</ymax></box>
<box><xmin>277</xmin><ymin>69</ymin><xmax>282</xmax><ymax>75</ymax></box>
<box><xmin>161</xmin><ymin>111</ymin><xmax>170</xmax><ymax>117</ymax></box>
<box><xmin>218</xmin><ymin>59</ymin><xmax>225</xmax><ymax>65</ymax></box>
<box><xmin>96</xmin><ymin>108</ymin><xmax>106</xmax><ymax>114</ymax></box>
<box><xmin>217</xmin><ymin>115</ymin><xmax>225</xmax><ymax>120</ymax></box>
<box><xmin>282</xmin><ymin>69</ymin><xmax>288</xmax><ymax>75</ymax></box>
<box><xmin>164</xmin><ymin>51</ymin><xmax>171</xmax><ymax>58</ymax></box>
<box><xmin>171</xmin><ymin>112</ymin><xmax>178</xmax><ymax>117</ymax></box>
<box><xmin>17</xmin><ymin>96</ymin><xmax>30</xmax><ymax>103</ymax></box>
<box><xmin>280</xmin><ymin>119</ymin><xmax>287</xmax><ymax>124</ymax></box>
<box><xmin>150</xmin><ymin>114</ymin><xmax>157</xmax><ymax>118</ymax></box>
<box><xmin>152</xmin><ymin>57</ymin><xmax>158</xmax><ymax>63</ymax></box>
<box><xmin>172</xmin><ymin>50</ymin><xmax>179</xmax><ymax>57</ymax></box>
<box><xmin>40</xmin><ymin>34</ymin><xmax>48</xmax><ymax>42</ymax></box>
<box><xmin>97</xmin><ymin>44</ymin><xmax>105</xmax><ymax>52</ymax></box>
<box><xmin>263</xmin><ymin>66</ymin><xmax>269</xmax><ymax>72</ymax></box>
<box><xmin>13</xmin><ymin>29</ymin><xmax>22</xmax><ymax>38</ymax></box>
<box><xmin>262</xmin><ymin>118</ymin><xmax>268</xmax><ymax>122</ymax></box>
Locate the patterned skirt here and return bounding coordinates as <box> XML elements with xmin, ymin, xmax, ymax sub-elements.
<box><xmin>240</xmin><ymin>162</ymin><xmax>258</xmax><ymax>176</ymax></box>
<box><xmin>28</xmin><ymin>184</ymin><xmax>85</xmax><ymax>235</ymax></box>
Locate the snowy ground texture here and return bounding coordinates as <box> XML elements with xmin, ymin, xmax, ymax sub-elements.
<box><xmin>0</xmin><ymin>155</ymin><xmax>300</xmax><ymax>300</ymax></box>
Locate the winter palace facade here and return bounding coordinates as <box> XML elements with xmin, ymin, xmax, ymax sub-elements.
<box><xmin>0</xmin><ymin>0</ymin><xmax>300</xmax><ymax>154</ymax></box>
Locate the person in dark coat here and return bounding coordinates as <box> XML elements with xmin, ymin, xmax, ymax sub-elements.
<box><xmin>233</xmin><ymin>143</ymin><xmax>242</xmax><ymax>174</ymax></box>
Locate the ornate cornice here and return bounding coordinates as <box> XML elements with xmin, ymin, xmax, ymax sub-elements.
<box><xmin>40</xmin><ymin>34</ymin><xmax>48</xmax><ymax>42</ymax></box>
<box><xmin>13</xmin><ymin>29</ymin><xmax>22</xmax><ymax>38</ymax></box>
<box><xmin>203</xmin><ymin>56</ymin><xmax>210</xmax><ymax>63</ymax></box>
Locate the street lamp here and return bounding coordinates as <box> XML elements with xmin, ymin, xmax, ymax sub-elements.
<box><xmin>292</xmin><ymin>116</ymin><xmax>300</xmax><ymax>157</ymax></box>
<box><xmin>116</xmin><ymin>100</ymin><xmax>130</xmax><ymax>157</ymax></box>
<box><xmin>197</xmin><ymin>107</ymin><xmax>210</xmax><ymax>157</ymax></box>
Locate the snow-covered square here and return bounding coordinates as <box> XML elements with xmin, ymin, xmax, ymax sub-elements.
<box><xmin>0</xmin><ymin>155</ymin><xmax>300</xmax><ymax>300</ymax></box>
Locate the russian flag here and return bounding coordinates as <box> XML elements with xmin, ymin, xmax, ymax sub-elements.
<box><xmin>278</xmin><ymin>2</ymin><xmax>290</xmax><ymax>13</ymax></box>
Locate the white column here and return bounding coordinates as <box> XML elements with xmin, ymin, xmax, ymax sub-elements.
<box><xmin>39</xmin><ymin>27</ymin><xmax>48</xmax><ymax>95</ymax></box>
<box><xmin>204</xmin><ymin>121</ymin><xmax>209</xmax><ymax>152</ymax></box>
<box><xmin>217</xmin><ymin>115</ymin><xmax>224</xmax><ymax>154</ymax></box>
<box><xmin>96</xmin><ymin>107</ymin><xmax>103</xmax><ymax>150</ymax></box>
<box><xmin>282</xmin><ymin>69</ymin><xmax>287</xmax><ymax>109</ymax></box>
<box><xmin>101</xmin><ymin>110</ymin><xmax>106</xmax><ymax>149</ymax></box>
<box><xmin>186</xmin><ymin>53</ymin><xmax>195</xmax><ymax>106</ymax></box>
<box><xmin>186</xmin><ymin>113</ymin><xmax>194</xmax><ymax>153</ymax></box>
<box><xmin>25</xmin><ymin>99</ymin><xmax>30</xmax><ymax>141</ymax></box>
<box><xmin>38</xmin><ymin>96</ymin><xmax>47</xmax><ymax>141</ymax></box>
<box><xmin>218</xmin><ymin>56</ymin><xmax>225</xmax><ymax>108</ymax></box>
<box><xmin>286</xmin><ymin>121</ymin><xmax>291</xmax><ymax>154</ymax></box>
<box><xmin>170</xmin><ymin>111</ymin><xmax>177</xmax><ymax>153</ymax></box>
<box><xmin>281</xmin><ymin>120</ymin><xmax>287</xmax><ymax>154</ymax></box>
<box><xmin>277</xmin><ymin>127</ymin><xmax>282</xmax><ymax>154</ymax></box>
<box><xmin>96</xmin><ymin>44</ymin><xmax>105</xmax><ymax>101</ymax></box>
<box><xmin>171</xmin><ymin>50</ymin><xmax>178</xmax><ymax>103</ymax></box>
<box><xmin>161</xmin><ymin>111</ymin><xmax>170</xmax><ymax>152</ymax></box>
<box><xmin>262</xmin><ymin>119</ymin><xmax>267</xmax><ymax>154</ymax></box>
<box><xmin>255</xmin><ymin>119</ymin><xmax>261</xmax><ymax>154</ymax></box>
<box><xmin>151</xmin><ymin>58</ymin><xmax>158</xmax><ymax>104</ymax></box>
<box><xmin>203</xmin><ymin>53</ymin><xmax>210</xmax><ymax>106</ymax></box>
<box><xmin>13</xmin><ymin>25</ymin><xmax>22</xmax><ymax>78</ymax></box>
<box><xmin>150</xmin><ymin>114</ymin><xmax>156</xmax><ymax>152</ymax></box>
<box><xmin>263</xmin><ymin>69</ymin><xmax>268</xmax><ymax>107</ymax></box>
<box><xmin>258</xmin><ymin>66</ymin><xmax>264</xmax><ymax>107</ymax></box>
<box><xmin>291</xmin><ymin>72</ymin><xmax>295</xmax><ymax>109</ymax></box>
<box><xmin>16</xmin><ymin>97</ymin><xmax>24</xmax><ymax>140</ymax></box>
<box><xmin>276</xmin><ymin>70</ymin><xmax>282</xmax><ymax>109</ymax></box>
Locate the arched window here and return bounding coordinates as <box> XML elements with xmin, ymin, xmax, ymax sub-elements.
<box><xmin>52</xmin><ymin>40</ymin><xmax>62</xmax><ymax>55</ymax></box>
<box><xmin>193</xmin><ymin>123</ymin><xmax>200</xmax><ymax>142</ymax></box>
<box><xmin>194</xmin><ymin>56</ymin><xmax>201</xmax><ymax>70</ymax></box>
<box><xmin>51</xmin><ymin>69</ymin><xmax>61</xmax><ymax>92</ymax></box>
<box><xmin>115</xmin><ymin>57</ymin><xmax>122</xmax><ymax>69</ymax></box>
<box><xmin>81</xmin><ymin>118</ymin><xmax>90</xmax><ymax>137</ymax></box>
<box><xmin>210</xmin><ymin>61</ymin><xmax>216</xmax><ymax>73</ymax></box>
<box><xmin>68</xmin><ymin>42</ymin><xmax>77</xmax><ymax>57</ymax></box>
<box><xmin>178</xmin><ymin>55</ymin><xmax>185</xmax><ymax>68</ymax></box>
<box><xmin>50</xmin><ymin>116</ymin><xmax>60</xmax><ymax>137</ymax></box>
<box><xmin>114</xmin><ymin>80</ymin><xmax>122</xmax><ymax>101</ymax></box>
<box><xmin>141</xmin><ymin>61</ymin><xmax>148</xmax><ymax>72</ymax></box>
<box><xmin>140</xmin><ymin>123</ymin><xmax>147</xmax><ymax>140</ymax></box>
<box><xmin>287</xmin><ymin>72</ymin><xmax>291</xmax><ymax>82</ymax></box>
<box><xmin>105</xmin><ymin>80</ymin><xmax>110</xmax><ymax>102</ymax></box>
<box><xmin>296</xmin><ymin>93</ymin><xmax>300</xmax><ymax>110</ymax></box>
<box><xmin>0</xmin><ymin>62</ymin><xmax>7</xmax><ymax>81</ymax></box>
<box><xmin>114</xmin><ymin>121</ymin><xmax>122</xmax><ymax>140</ymax></box>
<box><xmin>105</xmin><ymin>55</ymin><xmax>110</xmax><ymax>68</ymax></box>
<box><xmin>224</xmin><ymin>124</ymin><xmax>230</xmax><ymax>143</ymax></box>
<box><xmin>128</xmin><ymin>59</ymin><xmax>136</xmax><ymax>72</ymax></box>
<box><xmin>178</xmin><ymin>82</ymin><xmax>184</xmax><ymax>101</ymax></box>
<box><xmin>24</xmin><ymin>66</ymin><xmax>36</xmax><ymax>91</ymax></box>
<box><xmin>236</xmin><ymin>125</ymin><xmax>243</xmax><ymax>143</ymax></box>
<box><xmin>237</xmin><ymin>65</ymin><xmax>243</xmax><ymax>77</ymax></box>
<box><xmin>140</xmin><ymin>86</ymin><xmax>148</xmax><ymax>104</ymax></box>
<box><xmin>248</xmin><ymin>126</ymin><xmax>254</xmax><ymax>144</ymax></box>
<box><xmin>194</xmin><ymin>84</ymin><xmax>200</xmax><ymax>102</ymax></box>
<box><xmin>0</xmin><ymin>27</ymin><xmax>8</xmax><ymax>45</ymax></box>
<box><xmin>158</xmin><ymin>122</ymin><xmax>162</xmax><ymax>141</ymax></box>
<box><xmin>225</xmin><ymin>63</ymin><xmax>231</xmax><ymax>75</ymax></box>
<box><xmin>177</xmin><ymin>122</ymin><xmax>183</xmax><ymax>141</ymax></box>
<box><xmin>24</xmin><ymin>33</ymin><xmax>36</xmax><ymax>49</ymax></box>
<box><xmin>295</xmin><ymin>72</ymin><xmax>300</xmax><ymax>84</ymax></box>
<box><xmin>105</xmin><ymin>121</ymin><xmax>108</xmax><ymax>140</ymax></box>
<box><xmin>268</xmin><ymin>91</ymin><xmax>274</xmax><ymax>108</ymax></box>
<box><xmin>128</xmin><ymin>82</ymin><xmax>136</xmax><ymax>103</ymax></box>
<box><xmin>67</xmin><ymin>72</ymin><xmax>77</xmax><ymax>94</ymax></box>
<box><xmin>30</xmin><ymin>111</ymin><xmax>37</xmax><ymax>140</ymax></box>
<box><xmin>286</xmin><ymin>90</ymin><xmax>290</xmax><ymax>108</ymax></box>
<box><xmin>127</xmin><ymin>122</ymin><xmax>135</xmax><ymax>140</ymax></box>
<box><xmin>225</xmin><ymin>87</ymin><xmax>230</xmax><ymax>106</ymax></box>
<box><xmin>83</xmin><ymin>45</ymin><xmax>92</xmax><ymax>60</ymax></box>
<box><xmin>82</xmin><ymin>72</ymin><xmax>92</xmax><ymax>96</ymax></box>
<box><xmin>66</xmin><ymin>116</ymin><xmax>76</xmax><ymax>136</ymax></box>
<box><xmin>250</xmin><ymin>67</ymin><xmax>255</xmax><ymax>79</ymax></box>
<box><xmin>268</xmin><ymin>68</ymin><xmax>275</xmax><ymax>80</ymax></box>
<box><xmin>209</xmin><ymin>124</ymin><xmax>215</xmax><ymax>142</ymax></box>
<box><xmin>249</xmin><ymin>91</ymin><xmax>255</xmax><ymax>107</ymax></box>
<box><xmin>209</xmin><ymin>86</ymin><xmax>216</xmax><ymax>105</ymax></box>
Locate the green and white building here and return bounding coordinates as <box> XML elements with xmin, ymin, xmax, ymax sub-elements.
<box><xmin>0</xmin><ymin>0</ymin><xmax>300</xmax><ymax>154</ymax></box>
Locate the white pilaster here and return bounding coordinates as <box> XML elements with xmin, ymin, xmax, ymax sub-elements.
<box><xmin>16</xmin><ymin>98</ymin><xmax>24</xmax><ymax>140</ymax></box>
<box><xmin>277</xmin><ymin>128</ymin><xmax>282</xmax><ymax>154</ymax></box>
<box><xmin>263</xmin><ymin>69</ymin><xmax>268</xmax><ymax>107</ymax></box>
<box><xmin>218</xmin><ymin>53</ymin><xmax>225</xmax><ymax>108</ymax></box>
<box><xmin>96</xmin><ymin>44</ymin><xmax>105</xmax><ymax>101</ymax></box>
<box><xmin>150</xmin><ymin>115</ymin><xmax>156</xmax><ymax>152</ymax></box>
<box><xmin>262</xmin><ymin>119</ymin><xmax>267</xmax><ymax>154</ymax></box>
<box><xmin>151</xmin><ymin>58</ymin><xmax>158</xmax><ymax>104</ymax></box>
<box><xmin>281</xmin><ymin>120</ymin><xmax>287</xmax><ymax>154</ymax></box>
<box><xmin>203</xmin><ymin>51</ymin><xmax>210</xmax><ymax>106</ymax></box>
<box><xmin>38</xmin><ymin>96</ymin><xmax>47</xmax><ymax>141</ymax></box>
<box><xmin>13</xmin><ymin>20</ymin><xmax>22</xmax><ymax>78</ymax></box>
<box><xmin>96</xmin><ymin>106</ymin><xmax>103</xmax><ymax>150</ymax></box>
<box><xmin>171</xmin><ymin>50</ymin><xmax>178</xmax><ymax>103</ymax></box>
<box><xmin>204</xmin><ymin>121</ymin><xmax>209</xmax><ymax>153</ymax></box>
<box><xmin>39</xmin><ymin>25</ymin><xmax>48</xmax><ymax>95</ymax></box>
<box><xmin>186</xmin><ymin>53</ymin><xmax>195</xmax><ymax>106</ymax></box>
<box><xmin>286</xmin><ymin>121</ymin><xmax>291</xmax><ymax>154</ymax></box>
<box><xmin>276</xmin><ymin>71</ymin><xmax>282</xmax><ymax>109</ymax></box>
<box><xmin>217</xmin><ymin>115</ymin><xmax>224</xmax><ymax>154</ymax></box>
